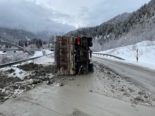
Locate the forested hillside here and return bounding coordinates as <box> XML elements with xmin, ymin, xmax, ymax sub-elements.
<box><xmin>0</xmin><ymin>27</ymin><xmax>37</xmax><ymax>42</ymax></box>
<box><xmin>67</xmin><ymin>0</ymin><xmax>155</xmax><ymax>51</ymax></box>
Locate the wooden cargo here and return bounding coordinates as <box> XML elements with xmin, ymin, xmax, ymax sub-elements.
<box><xmin>55</xmin><ymin>36</ymin><xmax>93</xmax><ymax>75</ymax></box>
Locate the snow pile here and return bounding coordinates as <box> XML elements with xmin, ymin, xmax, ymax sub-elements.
<box><xmin>31</xmin><ymin>49</ymin><xmax>54</xmax><ymax>65</ymax></box>
<box><xmin>94</xmin><ymin>40</ymin><xmax>155</xmax><ymax>69</ymax></box>
<box><xmin>44</xmin><ymin>49</ymin><xmax>53</xmax><ymax>54</ymax></box>
<box><xmin>33</xmin><ymin>55</ymin><xmax>54</xmax><ymax>65</ymax></box>
<box><xmin>0</xmin><ymin>51</ymin><xmax>6</xmax><ymax>55</ymax></box>
<box><xmin>31</xmin><ymin>49</ymin><xmax>53</xmax><ymax>58</ymax></box>
<box><xmin>31</xmin><ymin>51</ymin><xmax>43</xmax><ymax>57</ymax></box>
<box><xmin>1</xmin><ymin>67</ymin><xmax>29</xmax><ymax>80</ymax></box>
<box><xmin>0</xmin><ymin>51</ymin><xmax>29</xmax><ymax>65</ymax></box>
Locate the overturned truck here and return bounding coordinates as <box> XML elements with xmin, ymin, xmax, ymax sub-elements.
<box><xmin>55</xmin><ymin>36</ymin><xmax>93</xmax><ymax>75</ymax></box>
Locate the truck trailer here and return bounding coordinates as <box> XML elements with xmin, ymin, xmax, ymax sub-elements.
<box><xmin>55</xmin><ymin>36</ymin><xmax>93</xmax><ymax>75</ymax></box>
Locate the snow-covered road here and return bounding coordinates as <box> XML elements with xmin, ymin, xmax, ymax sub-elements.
<box><xmin>93</xmin><ymin>57</ymin><xmax>155</xmax><ymax>94</ymax></box>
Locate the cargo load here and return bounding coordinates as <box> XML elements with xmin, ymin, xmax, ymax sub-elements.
<box><xmin>55</xmin><ymin>36</ymin><xmax>93</xmax><ymax>75</ymax></box>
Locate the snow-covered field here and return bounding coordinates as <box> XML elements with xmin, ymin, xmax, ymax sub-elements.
<box><xmin>0</xmin><ymin>51</ymin><xmax>29</xmax><ymax>64</ymax></box>
<box><xmin>31</xmin><ymin>49</ymin><xmax>53</xmax><ymax>58</ymax></box>
<box><xmin>33</xmin><ymin>55</ymin><xmax>54</xmax><ymax>65</ymax></box>
<box><xmin>0</xmin><ymin>49</ymin><xmax>53</xmax><ymax>65</ymax></box>
<box><xmin>31</xmin><ymin>49</ymin><xmax>54</xmax><ymax>65</ymax></box>
<box><xmin>94</xmin><ymin>40</ymin><xmax>155</xmax><ymax>70</ymax></box>
<box><xmin>0</xmin><ymin>67</ymin><xmax>28</xmax><ymax>80</ymax></box>
<box><xmin>0</xmin><ymin>49</ymin><xmax>54</xmax><ymax>80</ymax></box>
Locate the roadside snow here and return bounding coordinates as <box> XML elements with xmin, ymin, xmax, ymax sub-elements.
<box><xmin>44</xmin><ymin>49</ymin><xmax>53</xmax><ymax>54</ymax></box>
<box><xmin>0</xmin><ymin>51</ymin><xmax>6</xmax><ymax>55</ymax></box>
<box><xmin>0</xmin><ymin>49</ymin><xmax>54</xmax><ymax>79</ymax></box>
<box><xmin>94</xmin><ymin>40</ymin><xmax>155</xmax><ymax>70</ymax></box>
<box><xmin>32</xmin><ymin>51</ymin><xmax>43</xmax><ymax>57</ymax></box>
<box><xmin>0</xmin><ymin>51</ymin><xmax>29</xmax><ymax>65</ymax></box>
<box><xmin>31</xmin><ymin>49</ymin><xmax>54</xmax><ymax>65</ymax></box>
<box><xmin>31</xmin><ymin>49</ymin><xmax>53</xmax><ymax>58</ymax></box>
<box><xmin>33</xmin><ymin>55</ymin><xmax>54</xmax><ymax>65</ymax></box>
<box><xmin>1</xmin><ymin>67</ymin><xmax>28</xmax><ymax>80</ymax></box>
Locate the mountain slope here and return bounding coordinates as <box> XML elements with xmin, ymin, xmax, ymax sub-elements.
<box><xmin>66</xmin><ymin>0</ymin><xmax>155</xmax><ymax>51</ymax></box>
<box><xmin>0</xmin><ymin>27</ymin><xmax>37</xmax><ymax>42</ymax></box>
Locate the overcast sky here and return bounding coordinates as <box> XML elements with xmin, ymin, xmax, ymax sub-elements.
<box><xmin>0</xmin><ymin>0</ymin><xmax>151</xmax><ymax>33</ymax></box>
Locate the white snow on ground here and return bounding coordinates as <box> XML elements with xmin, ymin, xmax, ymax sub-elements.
<box><xmin>0</xmin><ymin>51</ymin><xmax>6</xmax><ymax>55</ymax></box>
<box><xmin>32</xmin><ymin>51</ymin><xmax>43</xmax><ymax>57</ymax></box>
<box><xmin>94</xmin><ymin>40</ymin><xmax>155</xmax><ymax>70</ymax></box>
<box><xmin>33</xmin><ymin>55</ymin><xmax>54</xmax><ymax>65</ymax></box>
<box><xmin>0</xmin><ymin>51</ymin><xmax>29</xmax><ymax>64</ymax></box>
<box><xmin>1</xmin><ymin>67</ymin><xmax>29</xmax><ymax>80</ymax></box>
<box><xmin>31</xmin><ymin>49</ymin><xmax>54</xmax><ymax>65</ymax></box>
<box><xmin>0</xmin><ymin>54</ymin><xmax>54</xmax><ymax>80</ymax></box>
<box><xmin>44</xmin><ymin>49</ymin><xmax>53</xmax><ymax>54</ymax></box>
<box><xmin>0</xmin><ymin>49</ymin><xmax>54</xmax><ymax>80</ymax></box>
<box><xmin>31</xmin><ymin>49</ymin><xmax>53</xmax><ymax>58</ymax></box>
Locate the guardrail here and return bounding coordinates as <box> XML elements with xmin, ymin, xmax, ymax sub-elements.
<box><xmin>0</xmin><ymin>48</ymin><xmax>37</xmax><ymax>51</ymax></box>
<box><xmin>0</xmin><ymin>53</ymin><xmax>53</xmax><ymax>68</ymax></box>
<box><xmin>0</xmin><ymin>48</ymin><xmax>52</xmax><ymax>52</ymax></box>
<box><xmin>93</xmin><ymin>53</ymin><xmax>125</xmax><ymax>60</ymax></box>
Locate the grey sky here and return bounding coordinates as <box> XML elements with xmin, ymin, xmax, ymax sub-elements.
<box><xmin>0</xmin><ymin>0</ymin><xmax>151</xmax><ymax>33</ymax></box>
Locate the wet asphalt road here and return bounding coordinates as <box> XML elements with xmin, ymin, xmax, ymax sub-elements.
<box><xmin>0</xmin><ymin>57</ymin><xmax>155</xmax><ymax>116</ymax></box>
<box><xmin>93</xmin><ymin>57</ymin><xmax>155</xmax><ymax>93</ymax></box>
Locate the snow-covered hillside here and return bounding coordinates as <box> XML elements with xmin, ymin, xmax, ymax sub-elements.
<box><xmin>95</xmin><ymin>40</ymin><xmax>155</xmax><ymax>70</ymax></box>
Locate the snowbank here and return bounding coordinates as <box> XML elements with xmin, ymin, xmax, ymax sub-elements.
<box><xmin>94</xmin><ymin>40</ymin><xmax>155</xmax><ymax>70</ymax></box>
<box><xmin>32</xmin><ymin>51</ymin><xmax>43</xmax><ymax>57</ymax></box>
<box><xmin>33</xmin><ymin>55</ymin><xmax>54</xmax><ymax>65</ymax></box>
<box><xmin>31</xmin><ymin>49</ymin><xmax>53</xmax><ymax>58</ymax></box>
<box><xmin>1</xmin><ymin>67</ymin><xmax>28</xmax><ymax>80</ymax></box>
<box><xmin>0</xmin><ymin>51</ymin><xmax>6</xmax><ymax>55</ymax></box>
<box><xmin>31</xmin><ymin>49</ymin><xmax>54</xmax><ymax>65</ymax></box>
